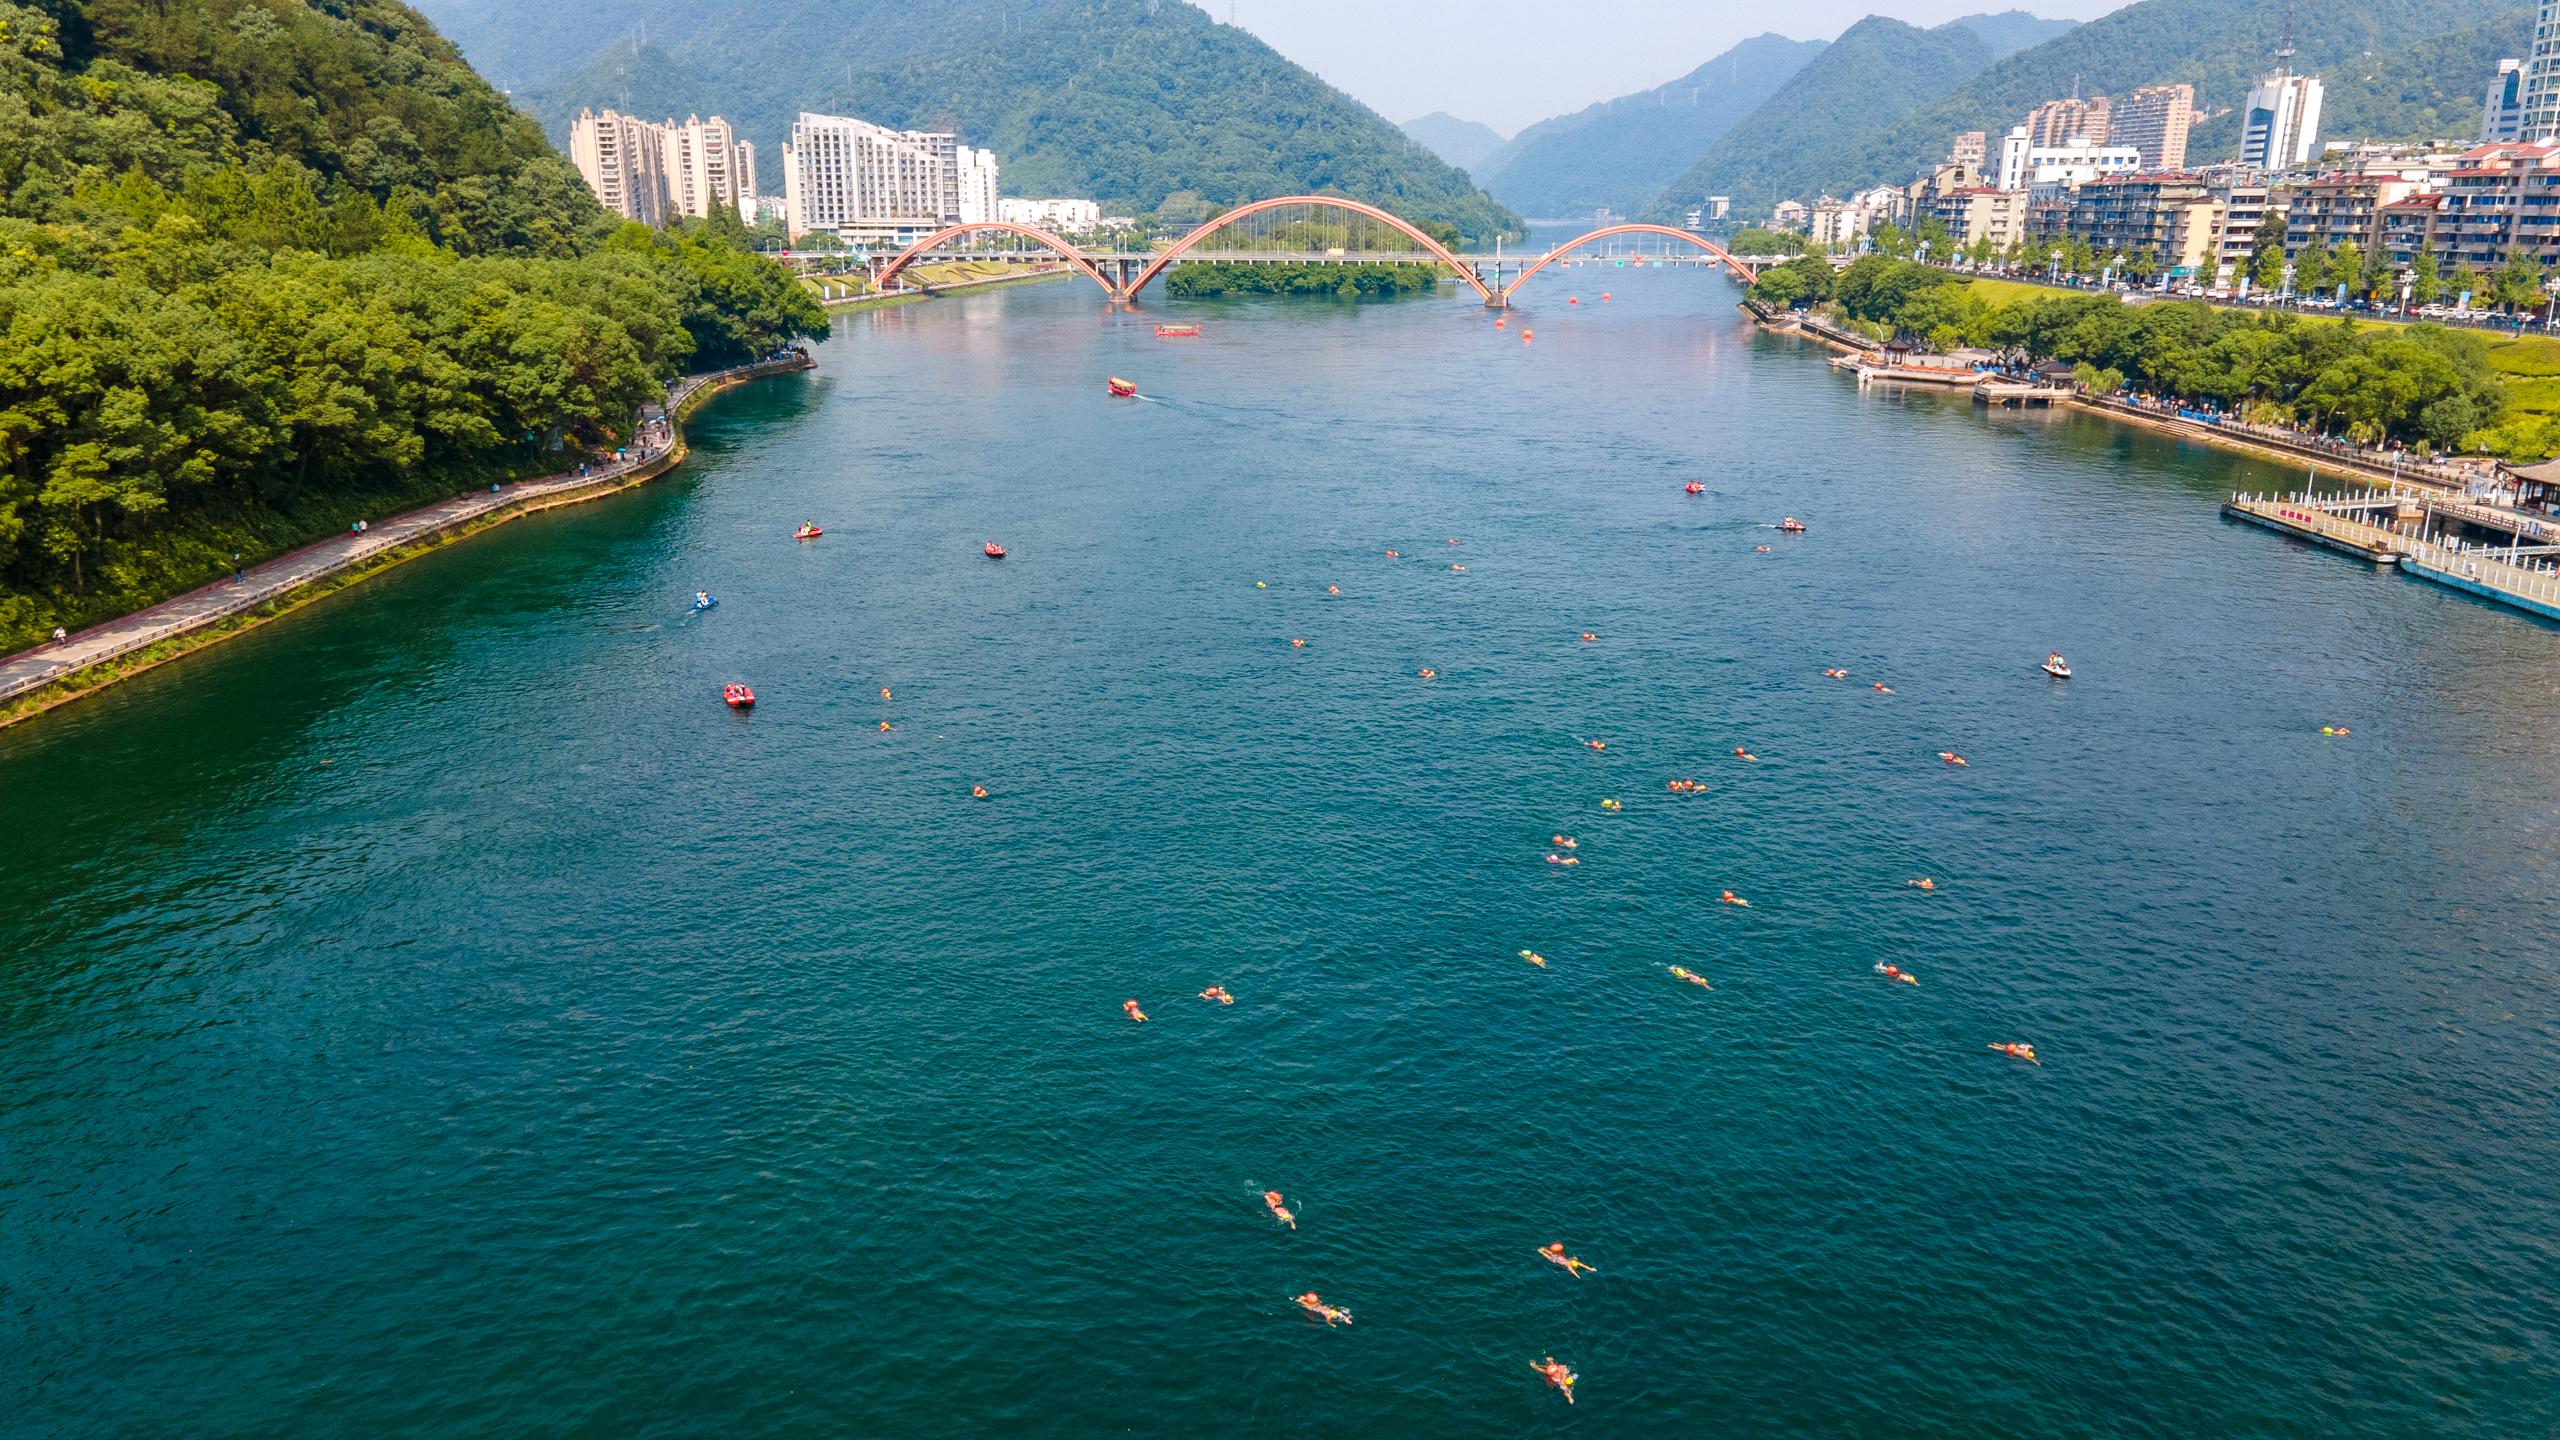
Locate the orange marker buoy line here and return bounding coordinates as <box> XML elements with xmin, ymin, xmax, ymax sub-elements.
<box><xmin>1522</xmin><ymin>330</ymin><xmax>1533</xmax><ymax>342</ymax></box>
<box><xmin>1601</xmin><ymin>292</ymin><xmax>1611</xmax><ymax>301</ymax></box>
<box><xmin>1569</xmin><ymin>297</ymin><xmax>1579</xmax><ymax>305</ymax></box>
<box><xmin>1495</xmin><ymin>317</ymin><xmax>1507</xmax><ymax>328</ymax></box>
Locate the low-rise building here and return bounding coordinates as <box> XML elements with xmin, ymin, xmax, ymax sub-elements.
<box><xmin>2025</xmin><ymin>142</ymin><xmax>2143</xmax><ymax>190</ymax></box>
<box><xmin>998</xmin><ymin>198</ymin><xmax>1103</xmax><ymax>233</ymax></box>
<box><xmin>1931</xmin><ymin>187</ymin><xmax>2030</xmax><ymax>251</ymax></box>
<box><xmin>1770</xmin><ymin>199</ymin><xmax>1810</xmax><ymax>232</ymax></box>
<box><xmin>2061</xmin><ymin>172</ymin><xmax>2216</xmax><ymax>269</ymax></box>
<box><xmin>2430</xmin><ymin>141</ymin><xmax>2560</xmax><ymax>271</ymax></box>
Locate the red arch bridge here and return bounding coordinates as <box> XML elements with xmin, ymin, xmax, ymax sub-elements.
<box><xmin>850</xmin><ymin>200</ymin><xmax>1784</xmax><ymax>307</ymax></box>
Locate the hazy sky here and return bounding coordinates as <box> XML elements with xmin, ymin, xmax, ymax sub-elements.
<box><xmin>1227</xmin><ymin>0</ymin><xmax>2126</xmax><ymax>135</ymax></box>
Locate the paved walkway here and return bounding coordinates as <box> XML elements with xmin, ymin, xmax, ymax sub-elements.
<box><xmin>0</xmin><ymin>354</ymin><xmax>807</xmax><ymax>707</ymax></box>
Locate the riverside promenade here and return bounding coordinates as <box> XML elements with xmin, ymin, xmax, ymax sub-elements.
<box><xmin>0</xmin><ymin>351</ymin><xmax>812</xmax><ymax>717</ymax></box>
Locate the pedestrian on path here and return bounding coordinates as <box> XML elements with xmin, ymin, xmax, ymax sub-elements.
<box><xmin>51</xmin><ymin>627</ymin><xmax>67</xmax><ymax>645</ymax></box>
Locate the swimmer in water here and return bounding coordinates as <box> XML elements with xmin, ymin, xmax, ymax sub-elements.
<box><xmin>1520</xmin><ymin>950</ymin><xmax>1548</xmax><ymax>967</ymax></box>
<box><xmin>1756</xmin><ymin>545</ymin><xmax>1771</xmax><ymax>552</ymax></box>
<box><xmin>1552</xmin><ymin>836</ymin><xmax>1577</xmax><ymax>848</ymax></box>
<box><xmin>1824</xmin><ymin>668</ymin><xmax>1847</xmax><ymax>678</ymax></box>
<box><xmin>1291</xmin><ymin>638</ymin><xmax>1305</xmax><ymax>647</ymax></box>
<box><xmin>1295</xmin><ymin>1292</ymin><xmax>1352</xmax><ymax>1326</ymax></box>
<box><xmin>1668</xmin><ymin>966</ymin><xmax>1712</xmax><ymax>989</ymax></box>
<box><xmin>1418</xmin><ymin>668</ymin><xmax>1438</xmax><ymax>679</ymax></box>
<box><xmin>1123</xmin><ymin>1000</ymin><xmax>1148</xmax><ymax>1022</ymax></box>
<box><xmin>1580</xmin><ymin>633</ymin><xmax>1598</xmax><ymax>642</ymax></box>
<box><xmin>1538</xmin><ymin>1242</ymin><xmax>1597</xmax><ymax>1277</ymax></box>
<box><xmin>1939</xmin><ymin>752</ymin><xmax>1967</xmax><ymax>766</ymax></box>
<box><xmin>1989</xmin><ymin>1042</ymin><xmax>2039</xmax><ymax>1064</ymax></box>
<box><xmin>1265</xmin><ymin>1191</ymin><xmax>1296</xmax><ymax>1228</ymax></box>
<box><xmin>1734</xmin><ymin>747</ymin><xmax>1758</xmax><ymax>761</ymax></box>
<box><xmin>1546</xmin><ymin>853</ymin><xmax>1579</xmax><ymax>866</ymax></box>
<box><xmin>1386</xmin><ymin>550</ymin><xmax>1399</xmax><ymax>558</ymax></box>
<box><xmin>971</xmin><ymin>785</ymin><xmax>989</xmax><ymax>799</ymax></box>
<box><xmin>1201</xmin><ymin>986</ymin><xmax>1233</xmax><ymax>1004</ymax></box>
<box><xmin>881</xmin><ymin>688</ymin><xmax>891</xmax><ymax>700</ymax></box>
<box><xmin>1533</xmin><ymin>1357</ymin><xmax>1578</xmax><ymax>1403</ymax></box>
<box><xmin>1599</xmin><ymin>799</ymin><xmax>1621</xmax><ymax>811</ymax></box>
<box><xmin>1448</xmin><ymin>539</ymin><xmax>1459</xmax><ymax>546</ymax></box>
<box><xmin>1719</xmin><ymin>891</ymin><xmax>1749</xmax><ymax>907</ymax></box>
<box><xmin>1585</xmin><ymin>739</ymin><xmax>1605</xmax><ymax>751</ymax></box>
<box><xmin>1875</xmin><ymin>962</ymin><xmax>1919</xmax><ymax>986</ymax></box>
<box><xmin>1328</xmin><ymin>585</ymin><xmax>1339</xmax><ymax>594</ymax></box>
<box><xmin>1452</xmin><ymin>564</ymin><xmax>1466</xmax><ymax>572</ymax></box>
<box><xmin>1909</xmin><ymin>877</ymin><xmax>1935</xmax><ymax>890</ymax></box>
<box><xmin>1873</xmin><ymin>682</ymin><xmax>1893</xmax><ymax>693</ymax></box>
<box><xmin>880</xmin><ymin>721</ymin><xmax>893</xmax><ymax>732</ymax></box>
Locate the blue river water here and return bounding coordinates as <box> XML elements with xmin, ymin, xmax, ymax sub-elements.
<box><xmin>4</xmin><ymin>259</ymin><xmax>2556</xmax><ymax>1437</ymax></box>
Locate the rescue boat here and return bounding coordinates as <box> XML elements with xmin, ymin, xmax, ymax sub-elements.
<box><xmin>1685</xmin><ymin>482</ymin><xmax>1704</xmax><ymax>494</ymax></box>
<box><xmin>1779</xmin><ymin>517</ymin><xmax>1806</xmax><ymax>533</ymax></box>
<box><xmin>724</xmin><ymin>683</ymin><xmax>755</xmax><ymax>708</ymax></box>
<box><xmin>2042</xmin><ymin>653</ymin><xmax>2071</xmax><ymax>679</ymax></box>
<box><xmin>984</xmin><ymin>543</ymin><xmax>1007</xmax><ymax>559</ymax></box>
<box><xmin>794</xmin><ymin>525</ymin><xmax>822</xmax><ymax>539</ymax></box>
<box><xmin>1108</xmin><ymin>377</ymin><xmax>1137</xmax><ymax>397</ymax></box>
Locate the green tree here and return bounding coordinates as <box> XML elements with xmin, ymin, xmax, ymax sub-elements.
<box><xmin>2412</xmin><ymin>251</ymin><xmax>2441</xmax><ymax>305</ymax></box>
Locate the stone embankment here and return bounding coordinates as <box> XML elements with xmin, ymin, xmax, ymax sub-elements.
<box><xmin>0</xmin><ymin>351</ymin><xmax>815</xmax><ymax>727</ymax></box>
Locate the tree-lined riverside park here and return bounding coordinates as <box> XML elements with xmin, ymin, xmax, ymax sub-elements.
<box><xmin>0</xmin><ymin>0</ymin><xmax>825</xmax><ymax>651</ymax></box>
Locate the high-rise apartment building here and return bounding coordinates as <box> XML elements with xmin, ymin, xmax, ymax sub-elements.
<box><xmin>2026</xmin><ymin>96</ymin><xmax>2111</xmax><ymax>147</ymax></box>
<box><xmin>782</xmin><ymin>112</ymin><xmax>984</xmax><ymax>245</ymax></box>
<box><xmin>570</xmin><ymin>108</ymin><xmax>670</xmax><ymax>224</ymax></box>
<box><xmin>735</xmin><ymin>140</ymin><xmax>760</xmax><ymax>210</ymax></box>
<box><xmin>2241</xmin><ymin>73</ymin><xmax>2324</xmax><ymax>169</ymax></box>
<box><xmin>2110</xmin><ymin>84</ymin><xmax>2197</xmax><ymax>170</ymax></box>
<box><xmin>2485</xmin><ymin>58</ymin><xmax>2527</xmax><ymax>142</ymax></box>
<box><xmin>1949</xmin><ymin>131</ymin><xmax>1987</xmax><ymax>167</ymax></box>
<box><xmin>2523</xmin><ymin>0</ymin><xmax>2560</xmax><ymax>139</ymax></box>
<box><xmin>659</xmin><ymin>114</ymin><xmax>747</xmax><ymax>222</ymax></box>
<box><xmin>956</xmin><ymin>145</ymin><xmax>1000</xmax><ymax>226</ymax></box>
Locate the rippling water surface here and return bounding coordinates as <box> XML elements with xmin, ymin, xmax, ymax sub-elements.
<box><xmin>5</xmin><ymin>260</ymin><xmax>2556</xmax><ymax>1437</ymax></box>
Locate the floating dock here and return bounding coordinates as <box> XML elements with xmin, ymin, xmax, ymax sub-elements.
<box><xmin>2223</xmin><ymin>491</ymin><xmax>2560</xmax><ymax>622</ymax></box>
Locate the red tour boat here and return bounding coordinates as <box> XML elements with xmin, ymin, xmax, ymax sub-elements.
<box><xmin>984</xmin><ymin>543</ymin><xmax>1007</xmax><ymax>559</ymax></box>
<box><xmin>1779</xmin><ymin>517</ymin><xmax>1807</xmax><ymax>532</ymax></box>
<box><xmin>1108</xmin><ymin>377</ymin><xmax>1137</xmax><ymax>397</ymax></box>
<box><xmin>1685</xmin><ymin>482</ymin><xmax>1704</xmax><ymax>494</ymax></box>
<box><xmin>724</xmin><ymin>683</ymin><xmax>755</xmax><ymax>707</ymax></box>
<box><xmin>1154</xmin><ymin>324</ymin><xmax>1200</xmax><ymax>337</ymax></box>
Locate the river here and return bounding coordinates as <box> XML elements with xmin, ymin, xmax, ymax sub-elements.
<box><xmin>3</xmin><ymin>260</ymin><xmax>2554</xmax><ymax>1437</ymax></box>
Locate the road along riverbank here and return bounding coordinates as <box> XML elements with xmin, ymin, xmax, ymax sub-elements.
<box><xmin>0</xmin><ymin>352</ymin><xmax>814</xmax><ymax>730</ymax></box>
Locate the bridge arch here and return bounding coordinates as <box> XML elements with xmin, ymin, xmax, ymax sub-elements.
<box><xmin>872</xmin><ymin>221</ymin><xmax>1122</xmax><ymax>298</ymax></box>
<box><xmin>1498</xmin><ymin>225</ymin><xmax>1754</xmax><ymax>304</ymax></box>
<box><xmin>1124</xmin><ymin>196</ymin><xmax>1495</xmax><ymax>302</ymax></box>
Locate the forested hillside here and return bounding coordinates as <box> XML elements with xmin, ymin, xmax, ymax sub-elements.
<box><xmin>420</xmin><ymin>0</ymin><xmax>1521</xmax><ymax>240</ymax></box>
<box><xmin>819</xmin><ymin>0</ymin><xmax>1522</xmax><ymax>240</ymax></box>
<box><xmin>2268</xmin><ymin>9</ymin><xmax>2529</xmax><ymax>147</ymax></box>
<box><xmin>0</xmin><ymin>0</ymin><xmax>824</xmax><ymax>651</ymax></box>
<box><xmin>1645</xmin><ymin>18</ymin><xmax>1994</xmax><ymax>222</ymax></box>
<box><xmin>1651</xmin><ymin>0</ymin><xmax>2523</xmax><ymax>220</ymax></box>
<box><xmin>1470</xmin><ymin>32</ymin><xmax>1827</xmax><ymax>220</ymax></box>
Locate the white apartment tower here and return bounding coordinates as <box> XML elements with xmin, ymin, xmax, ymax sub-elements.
<box><xmin>2488</xmin><ymin>57</ymin><xmax>2527</xmax><ymax>142</ymax></box>
<box><xmin>2526</xmin><ymin>1</ymin><xmax>2560</xmax><ymax>138</ymax></box>
<box><xmin>659</xmin><ymin>114</ymin><xmax>746</xmax><ymax>221</ymax></box>
<box><xmin>569</xmin><ymin>108</ymin><xmax>670</xmax><ymax>224</ymax></box>
<box><xmin>734</xmin><ymin>140</ymin><xmax>760</xmax><ymax>219</ymax></box>
<box><xmin>2241</xmin><ymin>24</ymin><xmax>2324</xmax><ymax>172</ymax></box>
<box><xmin>956</xmin><ymin>145</ymin><xmax>1000</xmax><ymax>226</ymax></box>
<box><xmin>782</xmin><ymin>111</ymin><xmax>976</xmax><ymax>244</ymax></box>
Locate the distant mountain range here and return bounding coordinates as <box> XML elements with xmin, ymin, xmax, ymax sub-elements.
<box><xmin>1434</xmin><ymin>13</ymin><xmax>2070</xmax><ymax>222</ymax></box>
<box><xmin>1463</xmin><ymin>33</ymin><xmax>1830</xmax><ymax>220</ymax></box>
<box><xmin>409</xmin><ymin>0</ymin><xmax>1522</xmax><ymax>239</ymax></box>
<box><xmin>1645</xmin><ymin>0</ymin><xmax>2526</xmax><ymax>222</ymax></box>
<box><xmin>1399</xmin><ymin>112</ymin><xmax>1508</xmax><ymax>172</ymax></box>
